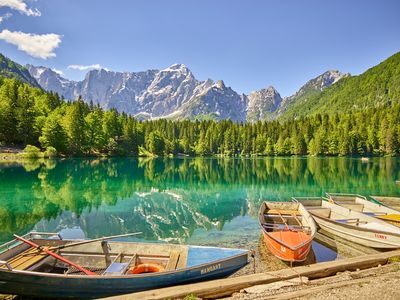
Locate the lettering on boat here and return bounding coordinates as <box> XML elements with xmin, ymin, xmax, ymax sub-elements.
<box><xmin>375</xmin><ymin>233</ymin><xmax>387</xmax><ymax>240</ymax></box>
<box><xmin>200</xmin><ymin>263</ymin><xmax>221</xmax><ymax>275</ymax></box>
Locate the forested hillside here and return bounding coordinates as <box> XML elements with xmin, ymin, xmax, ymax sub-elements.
<box><xmin>0</xmin><ymin>54</ymin><xmax>40</xmax><ymax>88</ymax></box>
<box><xmin>281</xmin><ymin>52</ymin><xmax>400</xmax><ymax>120</ymax></box>
<box><xmin>0</xmin><ymin>76</ymin><xmax>399</xmax><ymax>156</ymax></box>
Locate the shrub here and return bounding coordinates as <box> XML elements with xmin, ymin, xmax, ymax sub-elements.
<box><xmin>44</xmin><ymin>146</ymin><xmax>58</xmax><ymax>158</ymax></box>
<box><xmin>23</xmin><ymin>145</ymin><xmax>41</xmax><ymax>158</ymax></box>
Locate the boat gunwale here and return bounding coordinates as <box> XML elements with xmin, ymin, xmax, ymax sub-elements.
<box><xmin>326</xmin><ymin>193</ymin><xmax>391</xmax><ymax>211</ymax></box>
<box><xmin>325</xmin><ymin>192</ymin><xmax>368</xmax><ymax>201</ymax></box>
<box><xmin>258</xmin><ymin>201</ymin><xmax>315</xmax><ymax>251</ymax></box>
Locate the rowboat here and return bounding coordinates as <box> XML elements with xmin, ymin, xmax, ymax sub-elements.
<box><xmin>326</xmin><ymin>193</ymin><xmax>400</xmax><ymax>227</ymax></box>
<box><xmin>370</xmin><ymin>196</ymin><xmax>400</xmax><ymax>211</ymax></box>
<box><xmin>258</xmin><ymin>201</ymin><xmax>317</xmax><ymax>262</ymax></box>
<box><xmin>0</xmin><ymin>232</ymin><xmax>249</xmax><ymax>298</ymax></box>
<box><xmin>294</xmin><ymin>197</ymin><xmax>400</xmax><ymax>249</ymax></box>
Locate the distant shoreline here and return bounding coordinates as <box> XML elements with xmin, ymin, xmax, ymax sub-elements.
<box><xmin>0</xmin><ymin>150</ymin><xmax>397</xmax><ymax>163</ymax></box>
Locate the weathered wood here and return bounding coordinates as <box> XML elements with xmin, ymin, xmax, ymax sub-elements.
<box><xmin>242</xmin><ymin>277</ymin><xmax>308</xmax><ymax>294</ymax></box>
<box><xmin>265</xmin><ymin>272</ymin><xmax>398</xmax><ymax>300</ymax></box>
<box><xmin>6</xmin><ymin>248</ymin><xmax>47</xmax><ymax>270</ymax></box>
<box><xmin>371</xmin><ymin>196</ymin><xmax>400</xmax><ymax>210</ymax></box>
<box><xmin>165</xmin><ymin>251</ymin><xmax>180</xmax><ymax>271</ymax></box>
<box><xmin>267</xmin><ymin>209</ymin><xmax>302</xmax><ymax>216</ymax></box>
<box><xmin>103</xmin><ymin>249</ymin><xmax>400</xmax><ymax>300</ymax></box>
<box><xmin>176</xmin><ymin>249</ymin><xmax>187</xmax><ymax>269</ymax></box>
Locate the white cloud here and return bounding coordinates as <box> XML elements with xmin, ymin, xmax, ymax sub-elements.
<box><xmin>0</xmin><ymin>0</ymin><xmax>41</xmax><ymax>17</ymax></box>
<box><xmin>52</xmin><ymin>68</ymin><xmax>63</xmax><ymax>76</ymax></box>
<box><xmin>0</xmin><ymin>12</ymin><xmax>12</xmax><ymax>23</ymax></box>
<box><xmin>68</xmin><ymin>64</ymin><xmax>107</xmax><ymax>71</ymax></box>
<box><xmin>0</xmin><ymin>29</ymin><xmax>61</xmax><ymax>59</ymax></box>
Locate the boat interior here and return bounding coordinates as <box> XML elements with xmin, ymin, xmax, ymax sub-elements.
<box><xmin>293</xmin><ymin>197</ymin><xmax>373</xmax><ymax>226</ymax></box>
<box><xmin>325</xmin><ymin>193</ymin><xmax>390</xmax><ymax>216</ymax></box>
<box><xmin>0</xmin><ymin>233</ymin><xmax>189</xmax><ymax>276</ymax></box>
<box><xmin>259</xmin><ymin>202</ymin><xmax>311</xmax><ymax>235</ymax></box>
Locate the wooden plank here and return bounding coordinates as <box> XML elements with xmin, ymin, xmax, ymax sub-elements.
<box><xmin>6</xmin><ymin>248</ymin><xmax>47</xmax><ymax>270</ymax></box>
<box><xmin>176</xmin><ymin>250</ymin><xmax>187</xmax><ymax>269</ymax></box>
<box><xmin>277</xmin><ymin>212</ymin><xmax>289</xmax><ymax>229</ymax></box>
<box><xmin>267</xmin><ymin>209</ymin><xmax>301</xmax><ymax>216</ymax></box>
<box><xmin>291</xmin><ymin>213</ymin><xmax>302</xmax><ymax>227</ymax></box>
<box><xmin>103</xmin><ymin>249</ymin><xmax>400</xmax><ymax>300</ymax></box>
<box><xmin>13</xmin><ymin>254</ymin><xmax>47</xmax><ymax>270</ymax></box>
<box><xmin>165</xmin><ymin>251</ymin><xmax>180</xmax><ymax>271</ymax></box>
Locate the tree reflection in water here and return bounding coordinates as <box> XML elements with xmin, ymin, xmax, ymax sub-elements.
<box><xmin>0</xmin><ymin>157</ymin><xmax>399</xmax><ymax>244</ymax></box>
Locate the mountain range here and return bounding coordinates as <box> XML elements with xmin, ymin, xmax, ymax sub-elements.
<box><xmin>25</xmin><ymin>61</ymin><xmax>348</xmax><ymax>122</ymax></box>
<box><xmin>2</xmin><ymin>51</ymin><xmax>400</xmax><ymax>122</ymax></box>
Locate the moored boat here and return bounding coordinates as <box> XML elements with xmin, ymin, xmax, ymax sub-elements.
<box><xmin>258</xmin><ymin>201</ymin><xmax>316</xmax><ymax>262</ymax></box>
<box><xmin>294</xmin><ymin>197</ymin><xmax>400</xmax><ymax>249</ymax></box>
<box><xmin>370</xmin><ymin>195</ymin><xmax>400</xmax><ymax>211</ymax></box>
<box><xmin>0</xmin><ymin>232</ymin><xmax>249</xmax><ymax>298</ymax></box>
<box><xmin>327</xmin><ymin>193</ymin><xmax>400</xmax><ymax>227</ymax></box>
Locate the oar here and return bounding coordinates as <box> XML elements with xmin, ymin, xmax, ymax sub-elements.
<box><xmin>48</xmin><ymin>232</ymin><xmax>143</xmax><ymax>251</ymax></box>
<box><xmin>14</xmin><ymin>234</ymin><xmax>97</xmax><ymax>276</ymax></box>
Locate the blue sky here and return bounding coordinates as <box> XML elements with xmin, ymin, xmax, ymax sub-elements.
<box><xmin>0</xmin><ymin>0</ymin><xmax>399</xmax><ymax>96</ymax></box>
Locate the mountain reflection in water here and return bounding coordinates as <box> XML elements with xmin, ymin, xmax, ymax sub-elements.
<box><xmin>0</xmin><ymin>157</ymin><xmax>399</xmax><ymax>245</ymax></box>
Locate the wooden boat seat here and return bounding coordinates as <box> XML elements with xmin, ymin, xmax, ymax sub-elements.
<box><xmin>307</xmin><ymin>207</ymin><xmax>331</xmax><ymax>218</ymax></box>
<box><xmin>377</xmin><ymin>214</ymin><xmax>400</xmax><ymax>223</ymax></box>
<box><xmin>262</xmin><ymin>223</ymin><xmax>310</xmax><ymax>232</ymax></box>
<box><xmin>336</xmin><ymin>202</ymin><xmax>364</xmax><ymax>211</ymax></box>
<box><xmin>264</xmin><ymin>213</ymin><xmax>302</xmax><ymax>219</ymax></box>
<box><xmin>165</xmin><ymin>250</ymin><xmax>180</xmax><ymax>271</ymax></box>
<box><xmin>5</xmin><ymin>247</ymin><xmax>48</xmax><ymax>270</ymax></box>
<box><xmin>266</xmin><ymin>209</ymin><xmax>302</xmax><ymax>216</ymax></box>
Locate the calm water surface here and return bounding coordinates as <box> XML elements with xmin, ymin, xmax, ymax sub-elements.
<box><xmin>1</xmin><ymin>157</ymin><xmax>399</xmax><ymax>248</ymax></box>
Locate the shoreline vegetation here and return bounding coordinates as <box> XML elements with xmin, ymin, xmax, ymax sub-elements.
<box><xmin>1</xmin><ymin>76</ymin><xmax>400</xmax><ymax>159</ymax></box>
<box><xmin>0</xmin><ymin>146</ymin><xmax>397</xmax><ymax>163</ymax></box>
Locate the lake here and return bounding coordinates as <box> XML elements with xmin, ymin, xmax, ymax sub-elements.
<box><xmin>1</xmin><ymin>157</ymin><xmax>399</xmax><ymax>249</ymax></box>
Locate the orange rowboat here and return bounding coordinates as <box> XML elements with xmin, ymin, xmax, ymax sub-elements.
<box><xmin>258</xmin><ymin>201</ymin><xmax>317</xmax><ymax>262</ymax></box>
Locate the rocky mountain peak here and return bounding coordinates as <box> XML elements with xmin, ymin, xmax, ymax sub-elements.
<box><xmin>215</xmin><ymin>80</ymin><xmax>226</xmax><ymax>90</ymax></box>
<box><xmin>275</xmin><ymin>69</ymin><xmax>349</xmax><ymax>117</ymax></box>
<box><xmin>317</xmin><ymin>70</ymin><xmax>349</xmax><ymax>91</ymax></box>
<box><xmin>24</xmin><ymin>57</ymin><xmax>348</xmax><ymax>122</ymax></box>
<box><xmin>162</xmin><ymin>63</ymin><xmax>191</xmax><ymax>76</ymax></box>
<box><xmin>246</xmin><ymin>85</ymin><xmax>282</xmax><ymax>122</ymax></box>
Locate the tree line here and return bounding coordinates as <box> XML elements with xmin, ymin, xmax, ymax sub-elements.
<box><xmin>0</xmin><ymin>76</ymin><xmax>399</xmax><ymax>157</ymax></box>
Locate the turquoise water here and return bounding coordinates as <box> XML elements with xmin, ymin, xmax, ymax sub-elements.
<box><xmin>0</xmin><ymin>157</ymin><xmax>399</xmax><ymax>246</ymax></box>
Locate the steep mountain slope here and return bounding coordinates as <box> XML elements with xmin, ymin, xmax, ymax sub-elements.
<box><xmin>176</xmin><ymin>80</ymin><xmax>248</xmax><ymax>121</ymax></box>
<box><xmin>0</xmin><ymin>54</ymin><xmax>40</xmax><ymax>88</ymax></box>
<box><xmin>27</xmin><ymin>63</ymin><xmax>247</xmax><ymax>120</ymax></box>
<box><xmin>277</xmin><ymin>70</ymin><xmax>349</xmax><ymax>117</ymax></box>
<box><xmin>246</xmin><ymin>86</ymin><xmax>282</xmax><ymax>122</ymax></box>
<box><xmin>7</xmin><ymin>51</ymin><xmax>398</xmax><ymax>122</ymax></box>
<box><xmin>280</xmin><ymin>52</ymin><xmax>400</xmax><ymax>120</ymax></box>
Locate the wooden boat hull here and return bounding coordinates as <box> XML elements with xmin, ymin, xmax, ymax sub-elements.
<box><xmin>258</xmin><ymin>201</ymin><xmax>316</xmax><ymax>262</ymax></box>
<box><xmin>0</xmin><ymin>240</ymin><xmax>248</xmax><ymax>298</ymax></box>
<box><xmin>261</xmin><ymin>231</ymin><xmax>312</xmax><ymax>262</ymax></box>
